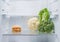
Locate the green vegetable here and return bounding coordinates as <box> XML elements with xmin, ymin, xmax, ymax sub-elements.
<box><xmin>38</xmin><ymin>8</ymin><xmax>50</xmax><ymax>22</ymax></box>
<box><xmin>38</xmin><ymin>8</ymin><xmax>54</xmax><ymax>33</ymax></box>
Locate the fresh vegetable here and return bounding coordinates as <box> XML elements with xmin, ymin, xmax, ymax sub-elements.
<box><xmin>38</xmin><ymin>8</ymin><xmax>54</xmax><ymax>33</ymax></box>
<box><xmin>27</xmin><ymin>17</ymin><xmax>39</xmax><ymax>31</ymax></box>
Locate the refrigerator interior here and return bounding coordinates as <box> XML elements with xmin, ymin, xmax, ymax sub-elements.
<box><xmin>0</xmin><ymin>0</ymin><xmax>59</xmax><ymax>42</ymax></box>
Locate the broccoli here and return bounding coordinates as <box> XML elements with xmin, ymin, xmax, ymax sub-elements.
<box><xmin>38</xmin><ymin>8</ymin><xmax>54</xmax><ymax>33</ymax></box>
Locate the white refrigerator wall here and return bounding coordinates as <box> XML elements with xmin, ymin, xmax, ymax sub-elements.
<box><xmin>1</xmin><ymin>0</ymin><xmax>47</xmax><ymax>16</ymax></box>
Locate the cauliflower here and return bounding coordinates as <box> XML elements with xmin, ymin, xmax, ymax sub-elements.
<box><xmin>27</xmin><ymin>17</ymin><xmax>39</xmax><ymax>31</ymax></box>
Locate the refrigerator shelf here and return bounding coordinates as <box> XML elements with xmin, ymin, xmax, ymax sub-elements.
<box><xmin>3</xmin><ymin>33</ymin><xmax>55</xmax><ymax>36</ymax></box>
<box><xmin>2</xmin><ymin>34</ymin><xmax>58</xmax><ymax>42</ymax></box>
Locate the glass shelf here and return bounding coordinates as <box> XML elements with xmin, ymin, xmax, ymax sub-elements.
<box><xmin>2</xmin><ymin>34</ymin><xmax>58</xmax><ymax>42</ymax></box>
<box><xmin>3</xmin><ymin>33</ymin><xmax>55</xmax><ymax>36</ymax></box>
